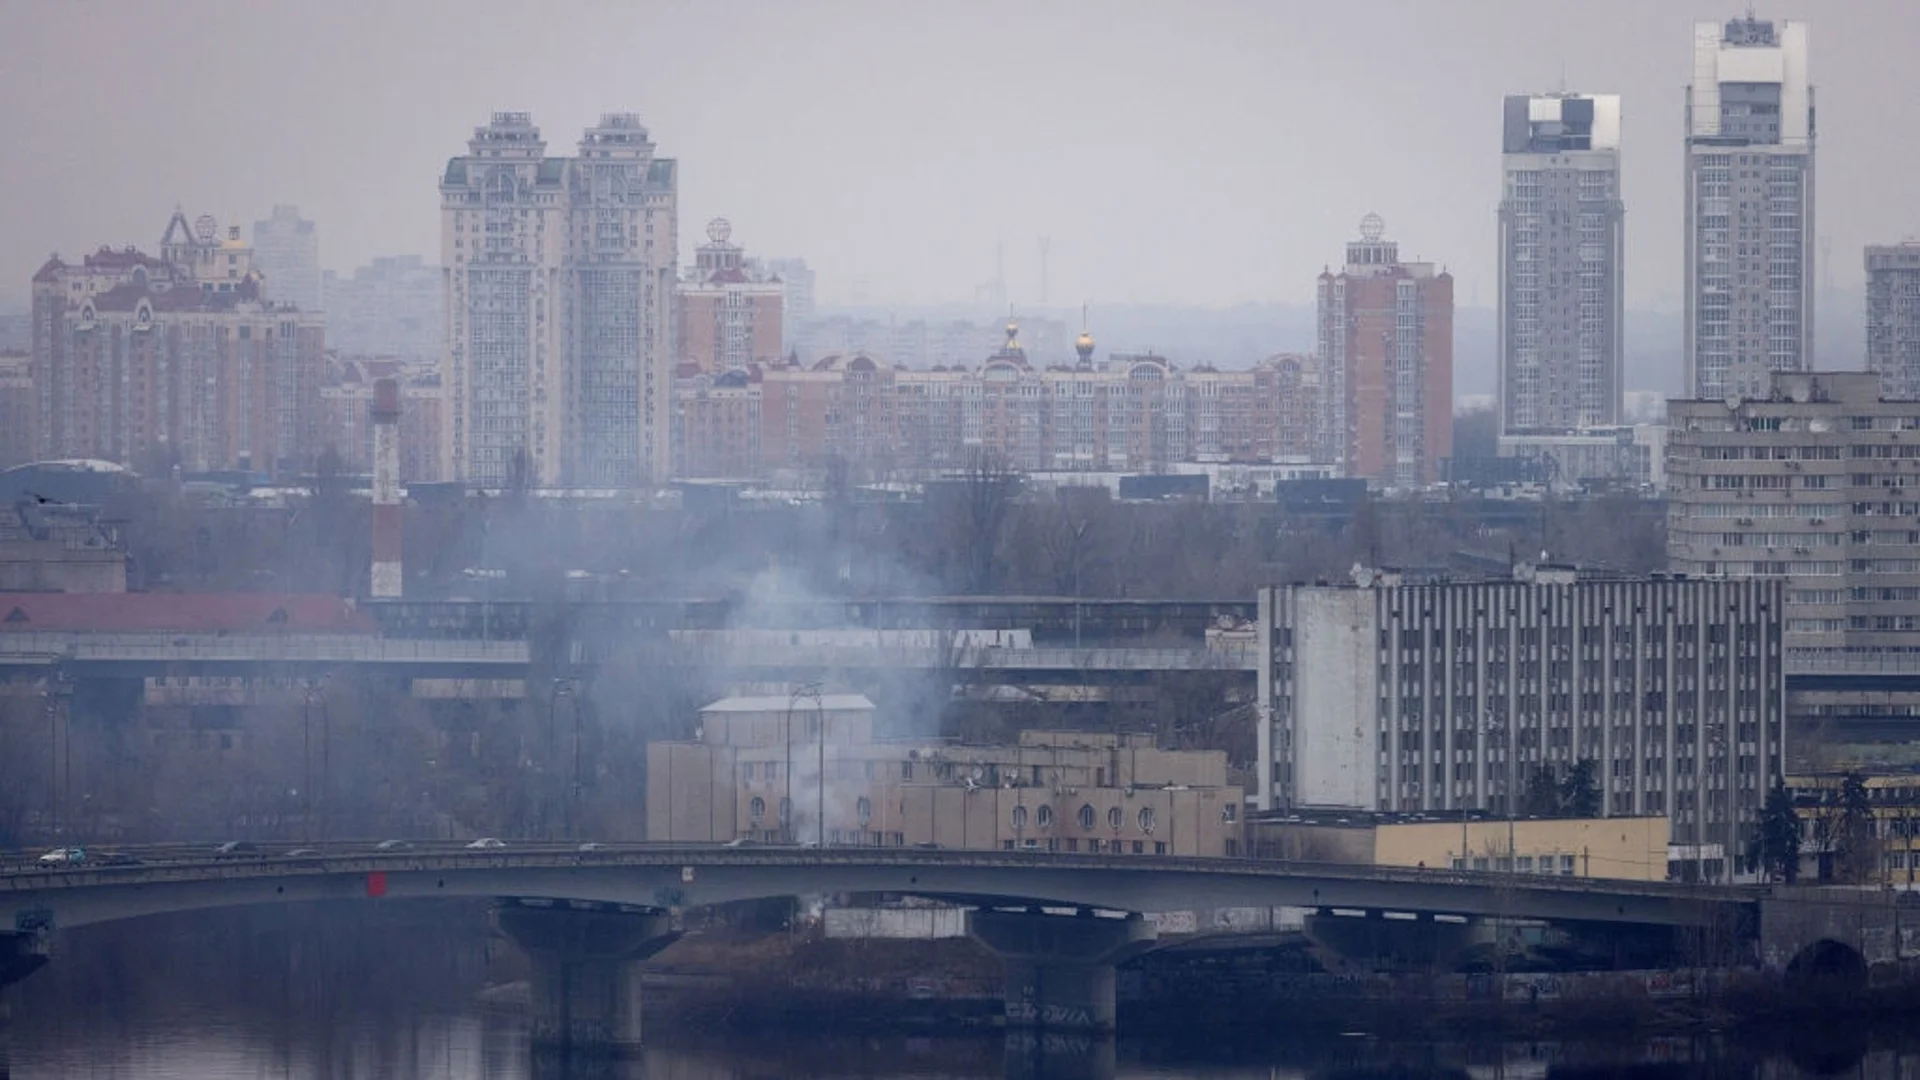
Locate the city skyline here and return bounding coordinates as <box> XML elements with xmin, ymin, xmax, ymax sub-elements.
<box><xmin>5</xmin><ymin>1</ymin><xmax>1920</xmax><ymax>315</ymax></box>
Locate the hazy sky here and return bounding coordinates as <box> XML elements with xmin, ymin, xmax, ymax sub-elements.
<box><xmin>5</xmin><ymin>0</ymin><xmax>1918</xmax><ymax>312</ymax></box>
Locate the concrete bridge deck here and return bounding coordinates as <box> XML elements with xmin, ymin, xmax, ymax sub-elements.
<box><xmin>1</xmin><ymin>845</ymin><xmax>1753</xmax><ymax>932</ymax></box>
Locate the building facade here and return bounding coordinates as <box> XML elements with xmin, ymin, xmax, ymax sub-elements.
<box><xmin>440</xmin><ymin>112</ymin><xmax>678</xmax><ymax>488</ymax></box>
<box><xmin>647</xmin><ymin>694</ymin><xmax>1244</xmax><ymax>856</ymax></box>
<box><xmin>251</xmin><ymin>205</ymin><xmax>322</xmax><ymax>313</ymax></box>
<box><xmin>1316</xmin><ymin>215</ymin><xmax>1454</xmax><ymax>487</ymax></box>
<box><xmin>31</xmin><ymin>212</ymin><xmax>325</xmax><ymax>476</ymax></box>
<box><xmin>1683</xmin><ymin>15</ymin><xmax>1815</xmax><ymax>401</ymax></box>
<box><xmin>671</xmin><ymin>326</ymin><xmax>1330</xmax><ymax>479</ymax></box>
<box><xmin>1498</xmin><ymin>93</ymin><xmax>1624</xmax><ymax>442</ymax></box>
<box><xmin>675</xmin><ymin>219</ymin><xmax>783</xmax><ymax>374</ymax></box>
<box><xmin>1667</xmin><ymin>371</ymin><xmax>1920</xmax><ymax>664</ymax></box>
<box><xmin>1247</xmin><ymin>812</ymin><xmax>1671</xmax><ymax>881</ymax></box>
<box><xmin>0</xmin><ymin>350</ymin><xmax>31</xmax><ymax>469</ymax></box>
<box><xmin>317</xmin><ymin>356</ymin><xmax>444</xmax><ymax>482</ymax></box>
<box><xmin>1255</xmin><ymin>569</ymin><xmax>1786</xmax><ymax>859</ymax></box>
<box><xmin>764</xmin><ymin>257</ymin><xmax>816</xmax><ymax>340</ymax></box>
<box><xmin>324</xmin><ymin>255</ymin><xmax>443</xmax><ymax>362</ymax></box>
<box><xmin>1867</xmin><ymin>243</ymin><xmax>1920</xmax><ymax>401</ymax></box>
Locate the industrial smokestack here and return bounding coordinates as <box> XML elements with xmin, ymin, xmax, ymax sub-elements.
<box><xmin>370</xmin><ymin>377</ymin><xmax>402</xmax><ymax>598</ymax></box>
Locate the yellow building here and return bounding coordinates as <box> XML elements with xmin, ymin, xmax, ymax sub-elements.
<box><xmin>1785</xmin><ymin>770</ymin><xmax>1920</xmax><ymax>885</ymax></box>
<box><xmin>1246</xmin><ymin>813</ymin><xmax>1671</xmax><ymax>881</ymax></box>
<box><xmin>647</xmin><ymin>694</ymin><xmax>1245</xmax><ymax>857</ymax></box>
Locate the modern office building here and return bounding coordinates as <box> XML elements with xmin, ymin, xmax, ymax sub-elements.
<box><xmin>1316</xmin><ymin>215</ymin><xmax>1454</xmax><ymax>487</ymax></box>
<box><xmin>1867</xmin><ymin>243</ymin><xmax>1920</xmax><ymax>401</ymax></box>
<box><xmin>440</xmin><ymin>112</ymin><xmax>678</xmax><ymax>488</ymax></box>
<box><xmin>1255</xmin><ymin>568</ymin><xmax>1785</xmax><ymax>866</ymax></box>
<box><xmin>1667</xmin><ymin>371</ymin><xmax>1920</xmax><ymax>665</ymax></box>
<box><xmin>1683</xmin><ymin>15</ymin><xmax>1815</xmax><ymax>401</ymax></box>
<box><xmin>30</xmin><ymin>211</ymin><xmax>325</xmax><ymax>476</ymax></box>
<box><xmin>250</xmin><ymin>205</ymin><xmax>323</xmax><ymax>313</ymax></box>
<box><xmin>675</xmin><ymin>219</ymin><xmax>784</xmax><ymax>374</ymax></box>
<box><xmin>648</xmin><ymin>693</ymin><xmax>1244</xmax><ymax>856</ymax></box>
<box><xmin>1498</xmin><ymin>93</ymin><xmax>1623</xmax><ymax>443</ymax></box>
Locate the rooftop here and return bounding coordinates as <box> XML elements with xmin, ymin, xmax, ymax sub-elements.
<box><xmin>700</xmin><ymin>693</ymin><xmax>876</xmax><ymax>714</ymax></box>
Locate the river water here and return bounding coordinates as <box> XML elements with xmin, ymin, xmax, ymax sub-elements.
<box><xmin>4</xmin><ymin>903</ymin><xmax>1917</xmax><ymax>1078</ymax></box>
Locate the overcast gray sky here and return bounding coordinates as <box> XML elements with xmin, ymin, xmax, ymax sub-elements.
<box><xmin>3</xmin><ymin>0</ymin><xmax>1915</xmax><ymax>311</ymax></box>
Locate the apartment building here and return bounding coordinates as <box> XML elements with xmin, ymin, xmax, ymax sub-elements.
<box><xmin>1667</xmin><ymin>371</ymin><xmax>1920</xmax><ymax>664</ymax></box>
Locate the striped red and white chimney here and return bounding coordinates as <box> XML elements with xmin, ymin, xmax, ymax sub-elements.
<box><xmin>370</xmin><ymin>377</ymin><xmax>403</xmax><ymax>598</ymax></box>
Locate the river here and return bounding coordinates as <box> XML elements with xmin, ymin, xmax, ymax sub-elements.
<box><xmin>4</xmin><ymin>902</ymin><xmax>1917</xmax><ymax>1079</ymax></box>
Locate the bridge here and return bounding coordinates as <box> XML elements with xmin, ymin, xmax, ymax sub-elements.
<box><xmin>1</xmin><ymin>845</ymin><xmax>1772</xmax><ymax>1049</ymax></box>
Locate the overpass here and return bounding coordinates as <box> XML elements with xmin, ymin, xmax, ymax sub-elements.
<box><xmin>2</xmin><ymin>845</ymin><xmax>1763</xmax><ymax>1049</ymax></box>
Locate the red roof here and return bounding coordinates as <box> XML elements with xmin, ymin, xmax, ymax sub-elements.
<box><xmin>0</xmin><ymin>594</ymin><xmax>377</xmax><ymax>634</ymax></box>
<box><xmin>706</xmin><ymin>268</ymin><xmax>751</xmax><ymax>285</ymax></box>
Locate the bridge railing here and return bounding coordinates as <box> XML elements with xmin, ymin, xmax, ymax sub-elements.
<box><xmin>0</xmin><ymin>844</ymin><xmax>1759</xmax><ymax>905</ymax></box>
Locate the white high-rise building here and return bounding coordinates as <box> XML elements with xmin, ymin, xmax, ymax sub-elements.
<box><xmin>1498</xmin><ymin>93</ymin><xmax>1623</xmax><ymax>440</ymax></box>
<box><xmin>1867</xmin><ymin>243</ymin><xmax>1920</xmax><ymax>400</ymax></box>
<box><xmin>251</xmin><ymin>205</ymin><xmax>323</xmax><ymax>312</ymax></box>
<box><xmin>439</xmin><ymin>112</ymin><xmax>679</xmax><ymax>488</ymax></box>
<box><xmin>1683</xmin><ymin>15</ymin><xmax>1814</xmax><ymax>401</ymax></box>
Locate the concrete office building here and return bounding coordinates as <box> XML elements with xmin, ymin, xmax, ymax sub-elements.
<box><xmin>1498</xmin><ymin>93</ymin><xmax>1624</xmax><ymax>443</ymax></box>
<box><xmin>440</xmin><ymin>112</ymin><xmax>678</xmax><ymax>487</ymax></box>
<box><xmin>1316</xmin><ymin>214</ymin><xmax>1453</xmax><ymax>487</ymax></box>
<box><xmin>1683</xmin><ymin>15</ymin><xmax>1815</xmax><ymax>401</ymax></box>
<box><xmin>1255</xmin><ymin>568</ymin><xmax>1785</xmax><ymax>865</ymax></box>
<box><xmin>1867</xmin><ymin>243</ymin><xmax>1920</xmax><ymax>401</ymax></box>
<box><xmin>251</xmin><ymin>205</ymin><xmax>323</xmax><ymax>313</ymax></box>
<box><xmin>1667</xmin><ymin>371</ymin><xmax>1920</xmax><ymax>665</ymax></box>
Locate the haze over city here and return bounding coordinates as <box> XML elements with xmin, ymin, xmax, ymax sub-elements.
<box><xmin>5</xmin><ymin>0</ymin><xmax>1920</xmax><ymax>312</ymax></box>
<box><xmin>14</xmin><ymin>4</ymin><xmax>1920</xmax><ymax>1076</ymax></box>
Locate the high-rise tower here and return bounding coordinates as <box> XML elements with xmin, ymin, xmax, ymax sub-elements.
<box><xmin>1315</xmin><ymin>215</ymin><xmax>1454</xmax><ymax>487</ymax></box>
<box><xmin>439</xmin><ymin>112</ymin><xmax>678</xmax><ymax>488</ymax></box>
<box><xmin>1683</xmin><ymin>16</ymin><xmax>1814</xmax><ymax>401</ymax></box>
<box><xmin>1498</xmin><ymin>93</ymin><xmax>1623</xmax><ymax>439</ymax></box>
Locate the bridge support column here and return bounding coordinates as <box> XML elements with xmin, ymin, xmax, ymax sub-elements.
<box><xmin>968</xmin><ymin>909</ymin><xmax>1155</xmax><ymax>1034</ymax></box>
<box><xmin>0</xmin><ymin>933</ymin><xmax>48</xmax><ymax>1080</ymax></box>
<box><xmin>493</xmin><ymin>901</ymin><xmax>678</xmax><ymax>1058</ymax></box>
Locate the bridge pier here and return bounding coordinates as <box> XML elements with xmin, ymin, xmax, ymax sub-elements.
<box><xmin>493</xmin><ymin>901</ymin><xmax>678</xmax><ymax>1058</ymax></box>
<box><xmin>968</xmin><ymin>909</ymin><xmax>1155</xmax><ymax>1034</ymax></box>
<box><xmin>0</xmin><ymin>933</ymin><xmax>48</xmax><ymax>1080</ymax></box>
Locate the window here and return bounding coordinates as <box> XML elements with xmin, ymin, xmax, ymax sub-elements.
<box><xmin>1108</xmin><ymin>806</ymin><xmax>1124</xmax><ymax>830</ymax></box>
<box><xmin>1011</xmin><ymin>805</ymin><xmax>1028</xmax><ymax>829</ymax></box>
<box><xmin>1138</xmin><ymin>807</ymin><xmax>1157</xmax><ymax>833</ymax></box>
<box><xmin>1516</xmin><ymin>856</ymin><xmax>1534</xmax><ymax>872</ymax></box>
<box><xmin>749</xmin><ymin>796</ymin><xmax>765</xmax><ymax>823</ymax></box>
<box><xmin>1132</xmin><ymin>841</ymin><xmax>1145</xmax><ymax>854</ymax></box>
<box><xmin>1560</xmin><ymin>854</ymin><xmax>1577</xmax><ymax>875</ymax></box>
<box><xmin>778</xmin><ymin>797</ymin><xmax>791</xmax><ymax>825</ymax></box>
<box><xmin>1036</xmin><ymin>805</ymin><xmax>1054</xmax><ymax>829</ymax></box>
<box><xmin>1154</xmin><ymin>842</ymin><xmax>1167</xmax><ymax>855</ymax></box>
<box><xmin>1078</xmin><ymin>804</ymin><xmax>1096</xmax><ymax>830</ymax></box>
<box><xmin>856</xmin><ymin>796</ymin><xmax>872</xmax><ymax>825</ymax></box>
<box><xmin>1473</xmin><ymin>857</ymin><xmax>1490</xmax><ymax>871</ymax></box>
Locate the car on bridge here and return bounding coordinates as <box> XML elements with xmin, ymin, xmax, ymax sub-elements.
<box><xmin>465</xmin><ymin>838</ymin><xmax>507</xmax><ymax>850</ymax></box>
<box><xmin>214</xmin><ymin>842</ymin><xmax>260</xmax><ymax>857</ymax></box>
<box><xmin>37</xmin><ymin>847</ymin><xmax>85</xmax><ymax>865</ymax></box>
<box><xmin>374</xmin><ymin>839</ymin><xmax>413</xmax><ymax>852</ymax></box>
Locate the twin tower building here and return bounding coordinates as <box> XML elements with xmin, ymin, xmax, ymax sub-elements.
<box><xmin>1499</xmin><ymin>15</ymin><xmax>1812</xmax><ymax>458</ymax></box>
